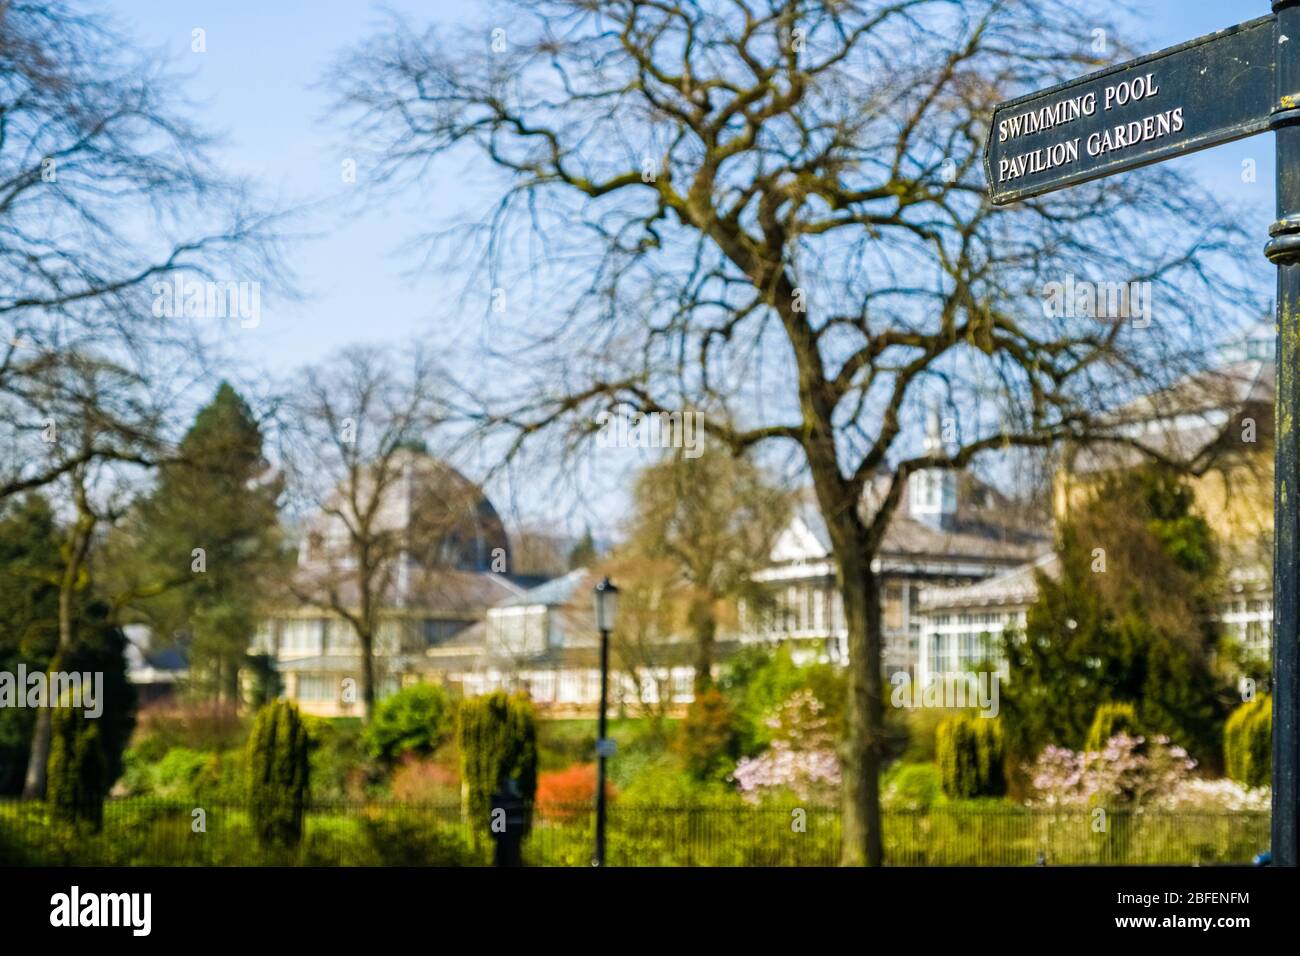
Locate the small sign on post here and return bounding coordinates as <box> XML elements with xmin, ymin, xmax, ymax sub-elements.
<box><xmin>490</xmin><ymin>779</ymin><xmax>526</xmax><ymax>868</ymax></box>
<box><xmin>985</xmin><ymin>2</ymin><xmax>1296</xmax><ymax>867</ymax></box>
<box><xmin>986</xmin><ymin>15</ymin><xmax>1274</xmax><ymax>205</ymax></box>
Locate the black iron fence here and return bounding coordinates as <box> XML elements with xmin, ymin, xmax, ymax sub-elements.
<box><xmin>0</xmin><ymin>799</ymin><xmax>1269</xmax><ymax>866</ymax></box>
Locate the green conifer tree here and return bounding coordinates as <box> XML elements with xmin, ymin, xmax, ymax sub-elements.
<box><xmin>47</xmin><ymin>706</ymin><xmax>105</xmax><ymax>830</ymax></box>
<box><xmin>246</xmin><ymin>700</ymin><xmax>311</xmax><ymax>849</ymax></box>
<box><xmin>457</xmin><ymin>692</ymin><xmax>537</xmax><ymax>846</ymax></box>
<box><xmin>1084</xmin><ymin>702</ymin><xmax>1142</xmax><ymax>754</ymax></box>
<box><xmin>1001</xmin><ymin>466</ymin><xmax>1230</xmax><ymax>764</ymax></box>
<box><xmin>113</xmin><ymin>383</ymin><xmax>285</xmax><ymax>702</ymax></box>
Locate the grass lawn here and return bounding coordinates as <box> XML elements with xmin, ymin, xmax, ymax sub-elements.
<box><xmin>537</xmin><ymin>716</ymin><xmax>677</xmax><ymax>771</ymax></box>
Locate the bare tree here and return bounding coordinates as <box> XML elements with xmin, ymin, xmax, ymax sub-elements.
<box><xmin>280</xmin><ymin>345</ymin><xmax>447</xmax><ymax>721</ymax></box>
<box><xmin>334</xmin><ymin>0</ymin><xmax>1263</xmax><ymax>863</ymax></box>
<box><xmin>16</xmin><ymin>351</ymin><xmax>161</xmax><ymax>797</ymax></box>
<box><xmin>604</xmin><ymin>553</ymin><xmax>687</xmax><ymax>735</ymax></box>
<box><xmin>625</xmin><ymin>445</ymin><xmax>790</xmax><ymax>694</ymax></box>
<box><xmin>0</xmin><ymin>0</ymin><xmax>285</xmax><ymax>501</ymax></box>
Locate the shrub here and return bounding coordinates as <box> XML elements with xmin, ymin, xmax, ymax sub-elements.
<box><xmin>536</xmin><ymin>763</ymin><xmax>616</xmax><ymax>820</ymax></box>
<box><xmin>537</xmin><ymin>721</ymin><xmax>597</xmax><ymax>772</ymax></box>
<box><xmin>457</xmin><ymin>692</ymin><xmax>537</xmax><ymax>843</ymax></box>
<box><xmin>246</xmin><ymin>700</ymin><xmax>311</xmax><ymax>849</ymax></box>
<box><xmin>364</xmin><ymin>683</ymin><xmax>455</xmax><ymax>764</ymax></box>
<box><xmin>134</xmin><ymin>700</ymin><xmax>245</xmax><ymax>751</ymax></box>
<box><xmin>1085</xmin><ymin>701</ymin><xmax>1142</xmax><ymax>754</ymax></box>
<box><xmin>129</xmin><ymin>733</ymin><xmax>170</xmax><ymax>764</ymax></box>
<box><xmin>303</xmin><ymin>716</ymin><xmax>373</xmax><ymax>801</ymax></box>
<box><xmin>113</xmin><ymin>747</ymin><xmax>153</xmax><ymax>797</ymax></box>
<box><xmin>1028</xmin><ymin>733</ymin><xmax>1195</xmax><ymax>808</ymax></box>
<box><xmin>351</xmin><ymin>814</ymin><xmax>479</xmax><ymax>866</ymax></box>
<box><xmin>150</xmin><ymin>746</ymin><xmax>213</xmax><ymax>797</ymax></box>
<box><xmin>114</xmin><ymin>740</ymin><xmax>243</xmax><ymax>801</ymax></box>
<box><xmin>883</xmin><ymin>763</ymin><xmax>944</xmax><ymax>811</ymax></box>
<box><xmin>1224</xmin><ymin>695</ymin><xmax>1271</xmax><ymax>789</ymax></box>
<box><xmin>936</xmin><ymin>714</ymin><xmax>1006</xmax><ymax>798</ymax></box>
<box><xmin>47</xmin><ymin>707</ymin><xmax>105</xmax><ymax>830</ymax></box>
<box><xmin>618</xmin><ymin>756</ymin><xmax>740</xmax><ymax>807</ymax></box>
<box><xmin>203</xmin><ymin>749</ymin><xmax>247</xmax><ymax>803</ymax></box>
<box><xmin>895</xmin><ymin>707</ymin><xmax>949</xmax><ymax>765</ymax></box>
<box><xmin>675</xmin><ymin>688</ymin><xmax>740</xmax><ymax>780</ymax></box>
<box><xmin>720</xmin><ymin>645</ymin><xmax>844</xmax><ymax>755</ymax></box>
<box><xmin>1157</xmin><ymin>777</ymin><xmax>1269</xmax><ymax>812</ymax></box>
<box><xmin>731</xmin><ymin>690</ymin><xmax>839</xmax><ymax>801</ymax></box>
<box><xmin>390</xmin><ymin>756</ymin><xmax>459</xmax><ymax>803</ymax></box>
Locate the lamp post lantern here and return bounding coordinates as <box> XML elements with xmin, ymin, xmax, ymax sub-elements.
<box><xmin>592</xmin><ymin>576</ymin><xmax>619</xmax><ymax>867</ymax></box>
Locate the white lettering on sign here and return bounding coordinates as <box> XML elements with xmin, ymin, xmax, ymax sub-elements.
<box><xmin>1086</xmin><ymin>108</ymin><xmax>1183</xmax><ymax>157</ymax></box>
<box><xmin>997</xmin><ymin>138</ymin><xmax>1081</xmax><ymax>183</ymax></box>
<box><xmin>995</xmin><ymin>72</ymin><xmax>1178</xmax><ymax>184</ymax></box>
<box><xmin>997</xmin><ymin>92</ymin><xmax>1096</xmax><ymax>142</ymax></box>
<box><xmin>1102</xmin><ymin>73</ymin><xmax>1159</xmax><ymax>110</ymax></box>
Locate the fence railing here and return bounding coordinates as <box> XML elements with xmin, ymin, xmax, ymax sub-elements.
<box><xmin>0</xmin><ymin>799</ymin><xmax>1270</xmax><ymax>866</ymax></box>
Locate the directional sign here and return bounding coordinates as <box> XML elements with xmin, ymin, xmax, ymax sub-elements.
<box><xmin>985</xmin><ymin>15</ymin><xmax>1275</xmax><ymax>204</ymax></box>
<box><xmin>985</xmin><ymin>4</ymin><xmax>1300</xmax><ymax>867</ymax></box>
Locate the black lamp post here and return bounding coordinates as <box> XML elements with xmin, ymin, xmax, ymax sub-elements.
<box><xmin>592</xmin><ymin>576</ymin><xmax>619</xmax><ymax>867</ymax></box>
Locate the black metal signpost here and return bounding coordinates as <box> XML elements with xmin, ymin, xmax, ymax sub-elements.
<box><xmin>987</xmin><ymin>1</ymin><xmax>1297</xmax><ymax>866</ymax></box>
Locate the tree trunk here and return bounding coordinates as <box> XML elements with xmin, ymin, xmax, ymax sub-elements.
<box><xmin>22</xmin><ymin>483</ymin><xmax>93</xmax><ymax>800</ymax></box>
<box><xmin>359</xmin><ymin>632</ymin><xmax>375</xmax><ymax>722</ymax></box>
<box><xmin>689</xmin><ymin>594</ymin><xmax>717</xmax><ymax>696</ymax></box>
<box><xmin>21</xmin><ymin>694</ymin><xmax>54</xmax><ymax>800</ymax></box>
<box><xmin>837</xmin><ymin>556</ymin><xmax>884</xmax><ymax>867</ymax></box>
<box><xmin>223</xmin><ymin>653</ymin><xmax>241</xmax><ymax>706</ymax></box>
<box><xmin>805</xmin><ymin>461</ymin><xmax>885</xmax><ymax>866</ymax></box>
<box><xmin>21</xmin><ymin>559</ymin><xmax>77</xmax><ymax>799</ymax></box>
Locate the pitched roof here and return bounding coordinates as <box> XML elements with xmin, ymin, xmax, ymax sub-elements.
<box><xmin>919</xmin><ymin>552</ymin><xmax>1059</xmax><ymax>611</ymax></box>
<box><xmin>880</xmin><ymin>513</ymin><xmax>1044</xmax><ymax>564</ymax></box>
<box><xmin>497</xmin><ymin>568</ymin><xmax>590</xmax><ymax>608</ymax></box>
<box><xmin>776</xmin><ymin>484</ymin><xmax>1045</xmax><ymax>568</ymax></box>
<box><xmin>287</xmin><ymin>565</ymin><xmax>525</xmax><ymax>616</ymax></box>
<box><xmin>276</xmin><ymin>653</ymin><xmax>432</xmax><ymax>673</ymax></box>
<box><xmin>1069</xmin><ymin>359</ymin><xmax>1274</xmax><ymax>474</ymax></box>
<box><xmin>298</xmin><ymin>450</ymin><xmax>512</xmax><ymax>575</ymax></box>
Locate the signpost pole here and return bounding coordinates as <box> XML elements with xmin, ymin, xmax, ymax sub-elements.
<box><xmin>1269</xmin><ymin>0</ymin><xmax>1300</xmax><ymax>870</ymax></box>
<box><xmin>985</xmin><ymin>3</ymin><xmax>1300</xmax><ymax>863</ymax></box>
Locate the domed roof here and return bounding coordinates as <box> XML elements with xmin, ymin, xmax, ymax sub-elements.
<box><xmin>301</xmin><ymin>450</ymin><xmax>510</xmax><ymax>573</ymax></box>
<box><xmin>402</xmin><ymin>453</ymin><xmax>510</xmax><ymax>572</ymax></box>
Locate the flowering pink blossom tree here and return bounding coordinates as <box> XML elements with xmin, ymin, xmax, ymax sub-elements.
<box><xmin>731</xmin><ymin>690</ymin><xmax>840</xmax><ymax>802</ymax></box>
<box><xmin>1028</xmin><ymin>734</ymin><xmax>1195</xmax><ymax>809</ymax></box>
<box><xmin>1157</xmin><ymin>778</ymin><xmax>1270</xmax><ymax>812</ymax></box>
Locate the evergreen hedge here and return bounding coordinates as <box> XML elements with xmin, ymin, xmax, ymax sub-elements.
<box><xmin>246</xmin><ymin>700</ymin><xmax>310</xmax><ymax>848</ymax></box>
<box><xmin>1224</xmin><ymin>695</ymin><xmax>1271</xmax><ymax>789</ymax></box>
<box><xmin>1084</xmin><ymin>701</ymin><xmax>1142</xmax><ymax>754</ymax></box>
<box><xmin>48</xmin><ymin>706</ymin><xmax>106</xmax><ymax>830</ymax></box>
<box><xmin>457</xmin><ymin>692</ymin><xmax>537</xmax><ymax>843</ymax></box>
<box><xmin>936</xmin><ymin>714</ymin><xmax>1006</xmax><ymax>798</ymax></box>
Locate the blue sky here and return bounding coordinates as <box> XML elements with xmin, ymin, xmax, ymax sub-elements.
<box><xmin>109</xmin><ymin>0</ymin><xmax>1275</xmax><ymax>535</ymax></box>
<box><xmin>116</xmin><ymin>0</ymin><xmax>483</xmax><ymax>376</ymax></box>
